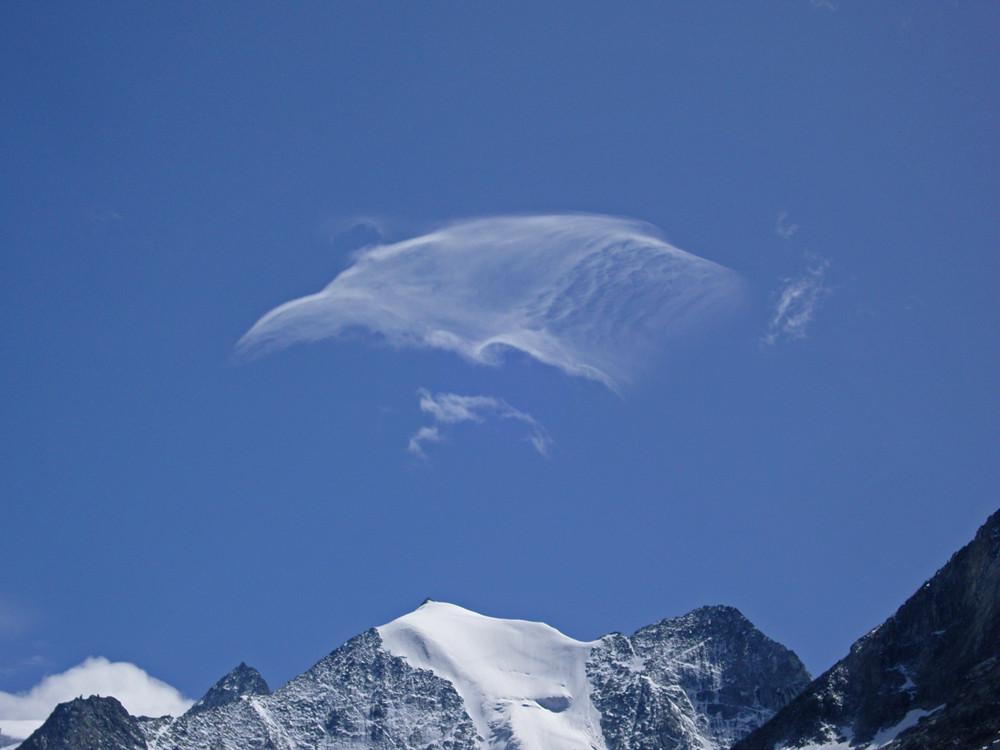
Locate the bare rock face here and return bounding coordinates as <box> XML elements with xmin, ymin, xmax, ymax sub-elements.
<box><xmin>733</xmin><ymin>507</ymin><xmax>1000</xmax><ymax>750</ymax></box>
<box><xmin>19</xmin><ymin>695</ymin><xmax>147</xmax><ymax>750</ymax></box>
<box><xmin>184</xmin><ymin>663</ymin><xmax>270</xmax><ymax>717</ymax></box>
<box><xmin>140</xmin><ymin>629</ymin><xmax>482</xmax><ymax>750</ymax></box>
<box><xmin>588</xmin><ymin>606</ymin><xmax>812</xmax><ymax>750</ymax></box>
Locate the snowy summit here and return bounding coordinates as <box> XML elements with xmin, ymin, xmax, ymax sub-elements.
<box><xmin>377</xmin><ymin>600</ymin><xmax>606</xmax><ymax>750</ymax></box>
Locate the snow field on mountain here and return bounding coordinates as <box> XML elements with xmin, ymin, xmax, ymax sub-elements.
<box><xmin>377</xmin><ymin>600</ymin><xmax>607</xmax><ymax>750</ymax></box>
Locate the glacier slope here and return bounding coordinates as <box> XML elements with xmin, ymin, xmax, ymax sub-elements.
<box><xmin>378</xmin><ymin>600</ymin><xmax>606</xmax><ymax>750</ymax></box>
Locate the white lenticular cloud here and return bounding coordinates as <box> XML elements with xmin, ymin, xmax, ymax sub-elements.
<box><xmin>409</xmin><ymin>389</ymin><xmax>553</xmax><ymax>458</ymax></box>
<box><xmin>0</xmin><ymin>657</ymin><xmax>193</xmax><ymax>722</ymax></box>
<box><xmin>763</xmin><ymin>259</ymin><xmax>830</xmax><ymax>345</ymax></box>
<box><xmin>237</xmin><ymin>214</ymin><xmax>745</xmax><ymax>389</ymax></box>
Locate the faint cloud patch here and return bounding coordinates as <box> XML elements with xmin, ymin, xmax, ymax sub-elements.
<box><xmin>88</xmin><ymin>209</ymin><xmax>124</xmax><ymax>224</ymax></box>
<box><xmin>408</xmin><ymin>389</ymin><xmax>553</xmax><ymax>459</ymax></box>
<box><xmin>0</xmin><ymin>596</ymin><xmax>31</xmax><ymax>637</ymax></box>
<box><xmin>763</xmin><ymin>258</ymin><xmax>831</xmax><ymax>345</ymax></box>
<box><xmin>0</xmin><ymin>655</ymin><xmax>57</xmax><ymax>682</ymax></box>
<box><xmin>321</xmin><ymin>215</ymin><xmax>390</xmax><ymax>250</ymax></box>
<box><xmin>808</xmin><ymin>0</ymin><xmax>837</xmax><ymax>10</ymax></box>
<box><xmin>776</xmin><ymin>211</ymin><xmax>800</xmax><ymax>240</ymax></box>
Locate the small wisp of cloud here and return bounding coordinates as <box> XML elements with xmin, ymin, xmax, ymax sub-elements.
<box><xmin>88</xmin><ymin>209</ymin><xmax>124</xmax><ymax>224</ymax></box>
<box><xmin>237</xmin><ymin>214</ymin><xmax>745</xmax><ymax>390</ymax></box>
<box><xmin>763</xmin><ymin>258</ymin><xmax>831</xmax><ymax>345</ymax></box>
<box><xmin>776</xmin><ymin>211</ymin><xmax>800</xmax><ymax>240</ymax></box>
<box><xmin>408</xmin><ymin>389</ymin><xmax>553</xmax><ymax>459</ymax></box>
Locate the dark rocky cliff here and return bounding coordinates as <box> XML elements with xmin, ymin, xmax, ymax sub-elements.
<box><xmin>733</xmin><ymin>507</ymin><xmax>1000</xmax><ymax>750</ymax></box>
<box><xmin>18</xmin><ymin>695</ymin><xmax>147</xmax><ymax>750</ymax></box>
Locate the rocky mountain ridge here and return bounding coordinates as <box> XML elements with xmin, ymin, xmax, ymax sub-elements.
<box><xmin>13</xmin><ymin>604</ymin><xmax>810</xmax><ymax>750</ymax></box>
<box><xmin>733</xmin><ymin>507</ymin><xmax>1000</xmax><ymax>750</ymax></box>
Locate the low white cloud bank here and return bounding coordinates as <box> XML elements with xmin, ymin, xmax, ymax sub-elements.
<box><xmin>763</xmin><ymin>259</ymin><xmax>830</xmax><ymax>345</ymax></box>
<box><xmin>0</xmin><ymin>657</ymin><xmax>193</xmax><ymax>722</ymax></box>
<box><xmin>408</xmin><ymin>389</ymin><xmax>553</xmax><ymax>458</ymax></box>
<box><xmin>237</xmin><ymin>214</ymin><xmax>744</xmax><ymax>389</ymax></box>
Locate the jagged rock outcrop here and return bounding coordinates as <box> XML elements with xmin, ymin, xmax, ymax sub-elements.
<box><xmin>588</xmin><ymin>606</ymin><xmax>812</xmax><ymax>750</ymax></box>
<box><xmin>184</xmin><ymin>662</ymin><xmax>270</xmax><ymax>717</ymax></box>
<box><xmin>733</xmin><ymin>507</ymin><xmax>1000</xmax><ymax>750</ymax></box>
<box><xmin>19</xmin><ymin>695</ymin><xmax>146</xmax><ymax>750</ymax></box>
<box><xmin>141</xmin><ymin>629</ymin><xmax>481</xmax><ymax>750</ymax></box>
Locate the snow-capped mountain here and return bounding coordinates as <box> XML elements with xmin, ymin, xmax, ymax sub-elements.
<box><xmin>15</xmin><ymin>602</ymin><xmax>810</xmax><ymax>750</ymax></box>
<box><xmin>733</xmin><ymin>507</ymin><xmax>1000</xmax><ymax>750</ymax></box>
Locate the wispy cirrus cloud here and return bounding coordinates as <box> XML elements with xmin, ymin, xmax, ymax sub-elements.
<box><xmin>0</xmin><ymin>657</ymin><xmax>193</xmax><ymax>723</ymax></box>
<box><xmin>237</xmin><ymin>214</ymin><xmax>745</xmax><ymax>390</ymax></box>
<box><xmin>763</xmin><ymin>259</ymin><xmax>831</xmax><ymax>345</ymax></box>
<box><xmin>408</xmin><ymin>389</ymin><xmax>552</xmax><ymax>459</ymax></box>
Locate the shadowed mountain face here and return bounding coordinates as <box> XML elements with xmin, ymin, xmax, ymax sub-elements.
<box><xmin>733</xmin><ymin>507</ymin><xmax>1000</xmax><ymax>750</ymax></box>
<box><xmin>17</xmin><ymin>695</ymin><xmax>147</xmax><ymax>750</ymax></box>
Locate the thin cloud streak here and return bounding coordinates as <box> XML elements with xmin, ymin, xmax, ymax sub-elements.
<box><xmin>408</xmin><ymin>390</ymin><xmax>553</xmax><ymax>459</ymax></box>
<box><xmin>763</xmin><ymin>259</ymin><xmax>831</xmax><ymax>345</ymax></box>
<box><xmin>237</xmin><ymin>214</ymin><xmax>745</xmax><ymax>390</ymax></box>
<box><xmin>0</xmin><ymin>657</ymin><xmax>193</xmax><ymax>721</ymax></box>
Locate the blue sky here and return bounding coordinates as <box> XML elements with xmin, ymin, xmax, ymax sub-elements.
<box><xmin>2</xmin><ymin>1</ymin><xmax>998</xmax><ymax>718</ymax></box>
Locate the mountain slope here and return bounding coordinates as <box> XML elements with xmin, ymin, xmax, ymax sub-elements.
<box><xmin>377</xmin><ymin>601</ymin><xmax>605</xmax><ymax>750</ymax></box>
<box><xmin>17</xmin><ymin>696</ymin><xmax>146</xmax><ymax>750</ymax></box>
<box><xmin>143</xmin><ymin>628</ymin><xmax>480</xmax><ymax>750</ymax></box>
<box><xmin>184</xmin><ymin>662</ymin><xmax>270</xmax><ymax>717</ymax></box>
<box><xmin>590</xmin><ymin>605</ymin><xmax>811</xmax><ymax>750</ymax></box>
<box><xmin>732</xmin><ymin>507</ymin><xmax>1000</xmax><ymax>750</ymax></box>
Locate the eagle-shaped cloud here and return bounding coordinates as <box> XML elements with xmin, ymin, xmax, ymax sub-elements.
<box><xmin>237</xmin><ymin>214</ymin><xmax>744</xmax><ymax>389</ymax></box>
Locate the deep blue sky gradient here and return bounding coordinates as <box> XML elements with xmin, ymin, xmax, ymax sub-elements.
<box><xmin>2</xmin><ymin>2</ymin><xmax>998</xmax><ymax>699</ymax></box>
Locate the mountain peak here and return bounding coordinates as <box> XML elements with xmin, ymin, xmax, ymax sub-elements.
<box><xmin>184</xmin><ymin>663</ymin><xmax>270</xmax><ymax>717</ymax></box>
<box><xmin>18</xmin><ymin>695</ymin><xmax>146</xmax><ymax>750</ymax></box>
